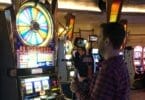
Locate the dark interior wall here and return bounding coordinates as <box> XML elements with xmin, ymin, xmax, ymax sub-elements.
<box><xmin>0</xmin><ymin>11</ymin><xmax>18</xmax><ymax>100</ymax></box>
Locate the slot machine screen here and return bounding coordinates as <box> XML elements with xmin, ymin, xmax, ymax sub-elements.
<box><xmin>89</xmin><ymin>35</ymin><xmax>98</xmax><ymax>42</ymax></box>
<box><xmin>133</xmin><ymin>51</ymin><xmax>142</xmax><ymax>66</ymax></box>
<box><xmin>21</xmin><ymin>76</ymin><xmax>50</xmax><ymax>95</ymax></box>
<box><xmin>17</xmin><ymin>47</ymin><xmax>54</xmax><ymax>69</ymax></box>
<box><xmin>34</xmin><ymin>81</ymin><xmax>42</xmax><ymax>92</ymax></box>
<box><xmin>42</xmin><ymin>79</ymin><xmax>49</xmax><ymax>90</ymax></box>
<box><xmin>92</xmin><ymin>49</ymin><xmax>100</xmax><ymax>63</ymax></box>
<box><xmin>25</xmin><ymin>82</ymin><xmax>33</xmax><ymax>94</ymax></box>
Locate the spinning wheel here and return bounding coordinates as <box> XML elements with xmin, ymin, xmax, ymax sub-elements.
<box><xmin>16</xmin><ymin>2</ymin><xmax>54</xmax><ymax>46</ymax></box>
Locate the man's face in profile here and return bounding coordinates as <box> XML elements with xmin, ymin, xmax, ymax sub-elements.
<box><xmin>97</xmin><ymin>29</ymin><xmax>106</xmax><ymax>57</ymax></box>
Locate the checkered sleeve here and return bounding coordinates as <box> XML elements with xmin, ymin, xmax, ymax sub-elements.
<box><xmin>89</xmin><ymin>64</ymin><xmax>116</xmax><ymax>100</ymax></box>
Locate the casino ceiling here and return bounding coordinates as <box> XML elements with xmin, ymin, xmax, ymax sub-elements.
<box><xmin>1</xmin><ymin>0</ymin><xmax>145</xmax><ymax>46</ymax></box>
<box><xmin>57</xmin><ymin>0</ymin><xmax>145</xmax><ymax>47</ymax></box>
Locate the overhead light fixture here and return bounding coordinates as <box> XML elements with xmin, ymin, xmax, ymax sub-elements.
<box><xmin>108</xmin><ymin>0</ymin><xmax>123</xmax><ymax>22</ymax></box>
<box><xmin>0</xmin><ymin>0</ymin><xmax>12</xmax><ymax>10</ymax></box>
<box><xmin>122</xmin><ymin>6</ymin><xmax>145</xmax><ymax>13</ymax></box>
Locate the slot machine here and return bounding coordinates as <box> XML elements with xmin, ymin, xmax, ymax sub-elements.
<box><xmin>133</xmin><ymin>46</ymin><xmax>143</xmax><ymax>75</ymax></box>
<box><xmin>92</xmin><ymin>48</ymin><xmax>101</xmax><ymax>73</ymax></box>
<box><xmin>15</xmin><ymin>1</ymin><xmax>60</xmax><ymax>100</ymax></box>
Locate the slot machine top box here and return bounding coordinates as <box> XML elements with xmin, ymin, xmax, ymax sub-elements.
<box><xmin>16</xmin><ymin>1</ymin><xmax>54</xmax><ymax>47</ymax></box>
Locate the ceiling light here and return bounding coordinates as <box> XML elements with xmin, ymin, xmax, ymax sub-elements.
<box><xmin>0</xmin><ymin>0</ymin><xmax>12</xmax><ymax>10</ymax></box>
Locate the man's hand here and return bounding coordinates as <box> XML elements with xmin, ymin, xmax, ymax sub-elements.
<box><xmin>70</xmin><ymin>79</ymin><xmax>78</xmax><ymax>93</ymax></box>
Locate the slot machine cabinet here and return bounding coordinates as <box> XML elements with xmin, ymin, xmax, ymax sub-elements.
<box><xmin>0</xmin><ymin>7</ymin><xmax>18</xmax><ymax>100</ymax></box>
<box><xmin>133</xmin><ymin>46</ymin><xmax>144</xmax><ymax>75</ymax></box>
<box><xmin>15</xmin><ymin>1</ymin><xmax>60</xmax><ymax>100</ymax></box>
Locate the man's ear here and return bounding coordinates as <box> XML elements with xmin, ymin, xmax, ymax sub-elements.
<box><xmin>104</xmin><ymin>38</ymin><xmax>110</xmax><ymax>46</ymax></box>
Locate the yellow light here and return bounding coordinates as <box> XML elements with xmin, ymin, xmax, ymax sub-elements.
<box><xmin>67</xmin><ymin>18</ymin><xmax>75</xmax><ymax>40</ymax></box>
<box><xmin>0</xmin><ymin>0</ymin><xmax>12</xmax><ymax>4</ymax></box>
<box><xmin>58</xmin><ymin>27</ymin><xmax>64</xmax><ymax>36</ymax></box>
<box><xmin>109</xmin><ymin>2</ymin><xmax>121</xmax><ymax>22</ymax></box>
<box><xmin>51</xmin><ymin>88</ymin><xmax>60</xmax><ymax>91</ymax></box>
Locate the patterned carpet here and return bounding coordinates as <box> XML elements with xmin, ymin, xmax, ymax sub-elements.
<box><xmin>130</xmin><ymin>89</ymin><xmax>145</xmax><ymax>100</ymax></box>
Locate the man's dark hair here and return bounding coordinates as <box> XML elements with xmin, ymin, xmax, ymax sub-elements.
<box><xmin>78</xmin><ymin>47</ymin><xmax>86</xmax><ymax>52</ymax></box>
<box><xmin>100</xmin><ymin>22</ymin><xmax>126</xmax><ymax>49</ymax></box>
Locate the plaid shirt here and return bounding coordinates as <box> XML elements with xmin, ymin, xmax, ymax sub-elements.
<box><xmin>77</xmin><ymin>55</ymin><xmax>130</xmax><ymax>100</ymax></box>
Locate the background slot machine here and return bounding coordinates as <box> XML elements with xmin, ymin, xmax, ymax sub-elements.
<box><xmin>64</xmin><ymin>40</ymin><xmax>75</xmax><ymax>80</ymax></box>
<box><xmin>92</xmin><ymin>48</ymin><xmax>101</xmax><ymax>73</ymax></box>
<box><xmin>133</xmin><ymin>46</ymin><xmax>144</xmax><ymax>75</ymax></box>
<box><xmin>15</xmin><ymin>1</ymin><xmax>60</xmax><ymax>100</ymax></box>
<box><xmin>143</xmin><ymin>47</ymin><xmax>145</xmax><ymax>70</ymax></box>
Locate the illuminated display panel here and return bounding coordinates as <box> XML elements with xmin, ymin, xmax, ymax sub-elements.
<box><xmin>92</xmin><ymin>49</ymin><xmax>100</xmax><ymax>63</ymax></box>
<box><xmin>64</xmin><ymin>40</ymin><xmax>73</xmax><ymax>54</ymax></box>
<box><xmin>69</xmin><ymin>70</ymin><xmax>75</xmax><ymax>77</ymax></box>
<box><xmin>34</xmin><ymin>81</ymin><xmax>42</xmax><ymax>92</ymax></box>
<box><xmin>16</xmin><ymin>2</ymin><xmax>54</xmax><ymax>46</ymax></box>
<box><xmin>133</xmin><ymin>46</ymin><xmax>142</xmax><ymax>62</ymax></box>
<box><xmin>21</xmin><ymin>76</ymin><xmax>50</xmax><ymax>95</ymax></box>
<box><xmin>109</xmin><ymin>0</ymin><xmax>122</xmax><ymax>22</ymax></box>
<box><xmin>17</xmin><ymin>46</ymin><xmax>54</xmax><ymax>69</ymax></box>
<box><xmin>133</xmin><ymin>46</ymin><xmax>143</xmax><ymax>74</ymax></box>
<box><xmin>143</xmin><ymin>47</ymin><xmax>145</xmax><ymax>59</ymax></box>
<box><xmin>25</xmin><ymin>82</ymin><xmax>33</xmax><ymax>94</ymax></box>
<box><xmin>89</xmin><ymin>35</ymin><xmax>98</xmax><ymax>42</ymax></box>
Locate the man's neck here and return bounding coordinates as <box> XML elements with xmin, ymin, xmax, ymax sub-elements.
<box><xmin>104</xmin><ymin>49</ymin><xmax>119</xmax><ymax>60</ymax></box>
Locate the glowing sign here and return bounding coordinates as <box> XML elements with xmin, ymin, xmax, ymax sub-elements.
<box><xmin>66</xmin><ymin>14</ymin><xmax>75</xmax><ymax>40</ymax></box>
<box><xmin>109</xmin><ymin>0</ymin><xmax>122</xmax><ymax>22</ymax></box>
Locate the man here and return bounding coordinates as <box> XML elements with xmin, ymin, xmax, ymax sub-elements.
<box><xmin>71</xmin><ymin>22</ymin><xmax>130</xmax><ymax>100</ymax></box>
<box><xmin>73</xmin><ymin>47</ymin><xmax>86</xmax><ymax>69</ymax></box>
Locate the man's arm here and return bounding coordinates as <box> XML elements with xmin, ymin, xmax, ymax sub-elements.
<box><xmin>89</xmin><ymin>66</ymin><xmax>116</xmax><ymax>100</ymax></box>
